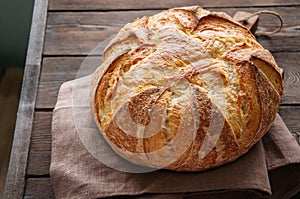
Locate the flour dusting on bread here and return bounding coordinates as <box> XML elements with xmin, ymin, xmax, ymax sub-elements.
<box><xmin>90</xmin><ymin>6</ymin><xmax>283</xmax><ymax>171</ymax></box>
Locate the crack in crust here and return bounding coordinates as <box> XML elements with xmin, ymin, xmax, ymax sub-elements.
<box><xmin>90</xmin><ymin>6</ymin><xmax>283</xmax><ymax>171</ymax></box>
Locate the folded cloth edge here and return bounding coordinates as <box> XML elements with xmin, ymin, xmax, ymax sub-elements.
<box><xmin>50</xmin><ymin>78</ymin><xmax>300</xmax><ymax>199</ymax></box>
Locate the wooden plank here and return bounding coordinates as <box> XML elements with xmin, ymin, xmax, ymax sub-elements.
<box><xmin>26</xmin><ymin>3</ymin><xmax>49</xmax><ymax>66</ymax></box>
<box><xmin>24</xmin><ymin>178</ymin><xmax>55</xmax><ymax>199</ymax></box>
<box><xmin>276</xmin><ymin>53</ymin><xmax>300</xmax><ymax>105</ymax></box>
<box><xmin>2</xmin><ymin>0</ymin><xmax>49</xmax><ymax>198</ymax></box>
<box><xmin>27</xmin><ymin>106</ymin><xmax>300</xmax><ymax>176</ymax></box>
<box><xmin>27</xmin><ymin>111</ymin><xmax>52</xmax><ymax>176</ymax></box>
<box><xmin>46</xmin><ymin>7</ymin><xmax>300</xmax><ymax>30</ymax></box>
<box><xmin>279</xmin><ymin>106</ymin><xmax>300</xmax><ymax>144</ymax></box>
<box><xmin>48</xmin><ymin>0</ymin><xmax>300</xmax><ymax>10</ymax></box>
<box><xmin>23</xmin><ymin>106</ymin><xmax>300</xmax><ymax>197</ymax></box>
<box><xmin>35</xmin><ymin>51</ymin><xmax>300</xmax><ymax>109</ymax></box>
<box><xmin>27</xmin><ymin>112</ymin><xmax>52</xmax><ymax>176</ymax></box>
<box><xmin>46</xmin><ymin>10</ymin><xmax>159</xmax><ymax>26</ymax></box>
<box><xmin>35</xmin><ymin>56</ymin><xmax>101</xmax><ymax>109</ymax></box>
<box><xmin>43</xmin><ymin>7</ymin><xmax>300</xmax><ymax>55</ymax></box>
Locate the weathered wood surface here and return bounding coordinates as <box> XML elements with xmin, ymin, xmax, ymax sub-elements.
<box><xmin>48</xmin><ymin>0</ymin><xmax>300</xmax><ymax>10</ymax></box>
<box><xmin>3</xmin><ymin>0</ymin><xmax>49</xmax><ymax>198</ymax></box>
<box><xmin>35</xmin><ymin>51</ymin><xmax>300</xmax><ymax>109</ymax></box>
<box><xmin>275</xmin><ymin>53</ymin><xmax>300</xmax><ymax>104</ymax></box>
<box><xmin>24</xmin><ymin>178</ymin><xmax>55</xmax><ymax>199</ymax></box>
<box><xmin>44</xmin><ymin>6</ymin><xmax>300</xmax><ymax>55</ymax></box>
<box><xmin>35</xmin><ymin>56</ymin><xmax>101</xmax><ymax>109</ymax></box>
<box><xmin>5</xmin><ymin>0</ymin><xmax>300</xmax><ymax>198</ymax></box>
<box><xmin>27</xmin><ymin>112</ymin><xmax>52</xmax><ymax>176</ymax></box>
<box><xmin>24</xmin><ymin>106</ymin><xmax>300</xmax><ymax>198</ymax></box>
<box><xmin>279</xmin><ymin>107</ymin><xmax>300</xmax><ymax>144</ymax></box>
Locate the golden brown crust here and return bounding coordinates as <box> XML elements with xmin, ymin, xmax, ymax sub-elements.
<box><xmin>250</xmin><ymin>53</ymin><xmax>284</xmax><ymax>95</ymax></box>
<box><xmin>90</xmin><ymin>6</ymin><xmax>283</xmax><ymax>171</ymax></box>
<box><xmin>254</xmin><ymin>67</ymin><xmax>281</xmax><ymax>140</ymax></box>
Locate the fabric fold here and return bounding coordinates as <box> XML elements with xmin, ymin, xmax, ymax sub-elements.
<box><xmin>50</xmin><ymin>76</ymin><xmax>300</xmax><ymax>199</ymax></box>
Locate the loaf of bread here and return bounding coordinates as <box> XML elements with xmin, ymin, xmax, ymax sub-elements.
<box><xmin>90</xmin><ymin>6</ymin><xmax>283</xmax><ymax>171</ymax></box>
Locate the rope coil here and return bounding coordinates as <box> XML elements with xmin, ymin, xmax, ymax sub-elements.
<box><xmin>237</xmin><ymin>10</ymin><xmax>283</xmax><ymax>36</ymax></box>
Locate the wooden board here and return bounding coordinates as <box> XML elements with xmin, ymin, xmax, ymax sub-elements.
<box><xmin>35</xmin><ymin>51</ymin><xmax>300</xmax><ymax>109</ymax></box>
<box><xmin>25</xmin><ymin>106</ymin><xmax>300</xmax><ymax>199</ymax></box>
<box><xmin>3</xmin><ymin>0</ymin><xmax>49</xmax><ymax>198</ymax></box>
<box><xmin>5</xmin><ymin>0</ymin><xmax>300</xmax><ymax>198</ymax></box>
<box><xmin>279</xmin><ymin>106</ymin><xmax>300</xmax><ymax>144</ymax></box>
<box><xmin>48</xmin><ymin>0</ymin><xmax>300</xmax><ymax>10</ymax></box>
<box><xmin>24</xmin><ymin>178</ymin><xmax>55</xmax><ymax>199</ymax></box>
<box><xmin>46</xmin><ymin>7</ymin><xmax>300</xmax><ymax>27</ymax></box>
<box><xmin>43</xmin><ymin>7</ymin><xmax>300</xmax><ymax>55</ymax></box>
<box><xmin>27</xmin><ymin>106</ymin><xmax>300</xmax><ymax>177</ymax></box>
<box><xmin>35</xmin><ymin>56</ymin><xmax>101</xmax><ymax>109</ymax></box>
<box><xmin>27</xmin><ymin>112</ymin><xmax>53</xmax><ymax>176</ymax></box>
<box><xmin>275</xmin><ymin>53</ymin><xmax>300</xmax><ymax>104</ymax></box>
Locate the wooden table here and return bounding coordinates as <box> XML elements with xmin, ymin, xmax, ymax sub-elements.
<box><xmin>3</xmin><ymin>0</ymin><xmax>300</xmax><ymax>198</ymax></box>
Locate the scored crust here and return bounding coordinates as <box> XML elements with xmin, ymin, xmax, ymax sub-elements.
<box><xmin>90</xmin><ymin>6</ymin><xmax>283</xmax><ymax>171</ymax></box>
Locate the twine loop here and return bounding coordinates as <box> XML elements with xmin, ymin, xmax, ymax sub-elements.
<box><xmin>237</xmin><ymin>10</ymin><xmax>283</xmax><ymax>36</ymax></box>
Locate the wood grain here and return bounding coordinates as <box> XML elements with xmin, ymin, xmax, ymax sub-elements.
<box><xmin>3</xmin><ymin>1</ymin><xmax>49</xmax><ymax>198</ymax></box>
<box><xmin>27</xmin><ymin>112</ymin><xmax>53</xmax><ymax>176</ymax></box>
<box><xmin>24</xmin><ymin>178</ymin><xmax>55</xmax><ymax>199</ymax></box>
<box><xmin>27</xmin><ymin>106</ymin><xmax>300</xmax><ymax>176</ymax></box>
<box><xmin>12</xmin><ymin>0</ymin><xmax>300</xmax><ymax>197</ymax></box>
<box><xmin>44</xmin><ymin>7</ymin><xmax>300</xmax><ymax>55</ymax></box>
<box><xmin>279</xmin><ymin>106</ymin><xmax>300</xmax><ymax>144</ymax></box>
<box><xmin>276</xmin><ymin>53</ymin><xmax>300</xmax><ymax>104</ymax></box>
<box><xmin>35</xmin><ymin>56</ymin><xmax>101</xmax><ymax>109</ymax></box>
<box><xmin>46</xmin><ymin>7</ymin><xmax>300</xmax><ymax>27</ymax></box>
<box><xmin>48</xmin><ymin>0</ymin><xmax>300</xmax><ymax>10</ymax></box>
<box><xmin>35</xmin><ymin>52</ymin><xmax>300</xmax><ymax>109</ymax></box>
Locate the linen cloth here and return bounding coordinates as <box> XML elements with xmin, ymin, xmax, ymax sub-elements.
<box><xmin>50</xmin><ymin>76</ymin><xmax>300</xmax><ymax>199</ymax></box>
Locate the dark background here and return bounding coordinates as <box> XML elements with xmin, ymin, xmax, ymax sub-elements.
<box><xmin>0</xmin><ymin>0</ymin><xmax>34</xmax><ymax>196</ymax></box>
<box><xmin>0</xmin><ymin>0</ymin><xmax>34</xmax><ymax>72</ymax></box>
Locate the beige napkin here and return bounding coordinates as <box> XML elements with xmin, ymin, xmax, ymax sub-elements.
<box><xmin>50</xmin><ymin>76</ymin><xmax>300</xmax><ymax>199</ymax></box>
